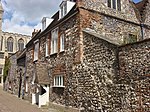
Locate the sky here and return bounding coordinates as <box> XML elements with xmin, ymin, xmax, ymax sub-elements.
<box><xmin>1</xmin><ymin>0</ymin><xmax>141</xmax><ymax>36</ymax></box>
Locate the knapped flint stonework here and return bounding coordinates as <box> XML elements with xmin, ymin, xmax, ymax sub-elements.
<box><xmin>119</xmin><ymin>39</ymin><xmax>150</xmax><ymax>112</ymax></box>
<box><xmin>143</xmin><ymin>1</ymin><xmax>150</xmax><ymax>39</ymax></box>
<box><xmin>67</xmin><ymin>31</ymin><xmax>119</xmax><ymax>111</ymax></box>
<box><xmin>4</xmin><ymin>52</ymin><xmax>26</xmax><ymax>98</ymax></box>
<box><xmin>143</xmin><ymin>1</ymin><xmax>150</xmax><ymax>26</ymax></box>
<box><xmin>24</xmin><ymin>1</ymin><xmax>150</xmax><ymax>111</ymax></box>
<box><xmin>79</xmin><ymin>8</ymin><xmax>141</xmax><ymax>45</ymax></box>
<box><xmin>25</xmin><ymin>47</ymin><xmax>35</xmax><ymax>101</ymax></box>
<box><xmin>77</xmin><ymin>0</ymin><xmax>139</xmax><ymax>23</ymax></box>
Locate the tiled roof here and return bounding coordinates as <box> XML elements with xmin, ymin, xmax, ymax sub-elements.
<box><xmin>35</xmin><ymin>63</ymin><xmax>50</xmax><ymax>85</ymax></box>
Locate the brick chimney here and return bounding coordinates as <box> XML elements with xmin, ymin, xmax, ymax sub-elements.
<box><xmin>32</xmin><ymin>29</ymin><xmax>39</xmax><ymax>38</ymax></box>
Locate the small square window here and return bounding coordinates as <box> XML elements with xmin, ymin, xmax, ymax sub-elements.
<box><xmin>53</xmin><ymin>75</ymin><xmax>64</xmax><ymax>87</ymax></box>
<box><xmin>128</xmin><ymin>34</ymin><xmax>137</xmax><ymax>43</ymax></box>
<box><xmin>107</xmin><ymin>0</ymin><xmax>121</xmax><ymax>11</ymax></box>
<box><xmin>124</xmin><ymin>34</ymin><xmax>137</xmax><ymax>44</ymax></box>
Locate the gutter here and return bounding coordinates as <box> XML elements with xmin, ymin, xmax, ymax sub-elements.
<box><xmin>40</xmin><ymin>10</ymin><xmax>79</xmax><ymax>37</ymax></box>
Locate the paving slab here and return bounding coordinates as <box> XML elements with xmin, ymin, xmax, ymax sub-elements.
<box><xmin>0</xmin><ymin>86</ymin><xmax>43</xmax><ymax>112</ymax></box>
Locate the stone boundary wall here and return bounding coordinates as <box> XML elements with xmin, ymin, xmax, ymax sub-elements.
<box><xmin>68</xmin><ymin>32</ymin><xmax>150</xmax><ymax>112</ymax></box>
<box><xmin>119</xmin><ymin>39</ymin><xmax>150</xmax><ymax>112</ymax></box>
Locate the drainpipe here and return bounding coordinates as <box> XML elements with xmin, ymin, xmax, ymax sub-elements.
<box><xmin>140</xmin><ymin>23</ymin><xmax>144</xmax><ymax>40</ymax></box>
<box><xmin>18</xmin><ymin>68</ymin><xmax>22</xmax><ymax>98</ymax></box>
<box><xmin>22</xmin><ymin>56</ymin><xmax>27</xmax><ymax>99</ymax></box>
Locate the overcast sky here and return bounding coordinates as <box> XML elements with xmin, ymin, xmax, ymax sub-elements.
<box><xmin>1</xmin><ymin>0</ymin><xmax>141</xmax><ymax>36</ymax></box>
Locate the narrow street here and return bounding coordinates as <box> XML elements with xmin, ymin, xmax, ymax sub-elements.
<box><xmin>0</xmin><ymin>86</ymin><xmax>44</xmax><ymax>112</ymax></box>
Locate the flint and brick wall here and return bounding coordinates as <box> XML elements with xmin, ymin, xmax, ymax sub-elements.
<box><xmin>24</xmin><ymin>1</ymin><xmax>150</xmax><ymax>111</ymax></box>
<box><xmin>68</xmin><ymin>32</ymin><xmax>119</xmax><ymax>111</ymax></box>
<box><xmin>77</xmin><ymin>0</ymin><xmax>139</xmax><ymax>23</ymax></box>
<box><xmin>79</xmin><ymin>8</ymin><xmax>141</xmax><ymax>44</ymax></box>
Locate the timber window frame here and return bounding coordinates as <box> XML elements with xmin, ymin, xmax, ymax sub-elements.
<box><xmin>45</xmin><ymin>38</ymin><xmax>49</xmax><ymax>57</ymax></box>
<box><xmin>53</xmin><ymin>75</ymin><xmax>64</xmax><ymax>87</ymax></box>
<box><xmin>51</xmin><ymin>28</ymin><xmax>58</xmax><ymax>54</ymax></box>
<box><xmin>60</xmin><ymin>1</ymin><xmax>67</xmax><ymax>18</ymax></box>
<box><xmin>60</xmin><ymin>34</ymin><xmax>65</xmax><ymax>52</ymax></box>
<box><xmin>107</xmin><ymin>0</ymin><xmax>121</xmax><ymax>11</ymax></box>
<box><xmin>33</xmin><ymin>40</ymin><xmax>39</xmax><ymax>61</ymax></box>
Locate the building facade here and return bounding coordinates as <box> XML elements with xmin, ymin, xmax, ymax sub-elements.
<box><xmin>23</xmin><ymin>0</ymin><xmax>150</xmax><ymax>111</ymax></box>
<box><xmin>0</xmin><ymin>1</ymin><xmax>30</xmax><ymax>86</ymax></box>
<box><xmin>5</xmin><ymin>0</ymin><xmax>150</xmax><ymax>111</ymax></box>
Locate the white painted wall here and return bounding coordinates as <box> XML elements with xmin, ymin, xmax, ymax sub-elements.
<box><xmin>38</xmin><ymin>85</ymin><xmax>49</xmax><ymax>108</ymax></box>
<box><xmin>32</xmin><ymin>93</ymin><xmax>39</xmax><ymax>105</ymax></box>
<box><xmin>67</xmin><ymin>1</ymin><xmax>75</xmax><ymax>13</ymax></box>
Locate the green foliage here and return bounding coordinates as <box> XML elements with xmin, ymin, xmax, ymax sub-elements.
<box><xmin>3</xmin><ymin>57</ymin><xmax>11</xmax><ymax>82</ymax></box>
<box><xmin>123</xmin><ymin>34</ymin><xmax>137</xmax><ymax>44</ymax></box>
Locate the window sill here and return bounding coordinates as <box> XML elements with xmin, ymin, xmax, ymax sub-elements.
<box><xmin>50</xmin><ymin>53</ymin><xmax>57</xmax><ymax>56</ymax></box>
<box><xmin>45</xmin><ymin>55</ymin><xmax>49</xmax><ymax>58</ymax></box>
<box><xmin>59</xmin><ymin>50</ymin><xmax>65</xmax><ymax>54</ymax></box>
<box><xmin>33</xmin><ymin>59</ymin><xmax>38</xmax><ymax>62</ymax></box>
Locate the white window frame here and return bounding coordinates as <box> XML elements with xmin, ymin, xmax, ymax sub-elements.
<box><xmin>60</xmin><ymin>1</ymin><xmax>67</xmax><ymax>18</ymax></box>
<box><xmin>51</xmin><ymin>28</ymin><xmax>58</xmax><ymax>54</ymax></box>
<box><xmin>33</xmin><ymin>40</ymin><xmax>39</xmax><ymax>61</ymax></box>
<box><xmin>53</xmin><ymin>75</ymin><xmax>64</xmax><ymax>87</ymax></box>
<box><xmin>107</xmin><ymin>0</ymin><xmax>121</xmax><ymax>11</ymax></box>
<box><xmin>45</xmin><ymin>38</ymin><xmax>49</xmax><ymax>57</ymax></box>
<box><xmin>60</xmin><ymin>34</ymin><xmax>65</xmax><ymax>52</ymax></box>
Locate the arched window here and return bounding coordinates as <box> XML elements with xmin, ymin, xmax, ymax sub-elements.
<box><xmin>7</xmin><ymin>37</ymin><xmax>14</xmax><ymax>52</ymax></box>
<box><xmin>18</xmin><ymin>39</ymin><xmax>24</xmax><ymax>51</ymax></box>
<box><xmin>0</xmin><ymin>36</ymin><xmax>3</xmax><ymax>51</ymax></box>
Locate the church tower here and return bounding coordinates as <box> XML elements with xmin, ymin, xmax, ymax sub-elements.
<box><xmin>0</xmin><ymin>0</ymin><xmax>3</xmax><ymax>36</ymax></box>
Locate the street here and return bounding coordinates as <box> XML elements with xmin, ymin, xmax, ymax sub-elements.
<box><xmin>0</xmin><ymin>86</ymin><xmax>43</xmax><ymax>112</ymax></box>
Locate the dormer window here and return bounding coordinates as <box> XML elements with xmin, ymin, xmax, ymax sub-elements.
<box><xmin>60</xmin><ymin>2</ymin><xmax>67</xmax><ymax>18</ymax></box>
<box><xmin>107</xmin><ymin>0</ymin><xmax>121</xmax><ymax>11</ymax></box>
<box><xmin>42</xmin><ymin>17</ymin><xmax>54</xmax><ymax>31</ymax></box>
<box><xmin>59</xmin><ymin>1</ymin><xmax>75</xmax><ymax>19</ymax></box>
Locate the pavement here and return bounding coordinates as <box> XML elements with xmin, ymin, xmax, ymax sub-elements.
<box><xmin>0</xmin><ymin>86</ymin><xmax>79</xmax><ymax>112</ymax></box>
<box><xmin>0</xmin><ymin>86</ymin><xmax>44</xmax><ymax>112</ymax></box>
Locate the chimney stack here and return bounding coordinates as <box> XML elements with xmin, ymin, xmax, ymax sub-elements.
<box><xmin>32</xmin><ymin>29</ymin><xmax>39</xmax><ymax>38</ymax></box>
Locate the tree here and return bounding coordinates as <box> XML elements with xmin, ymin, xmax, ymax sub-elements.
<box><xmin>3</xmin><ymin>57</ymin><xmax>11</xmax><ymax>82</ymax></box>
